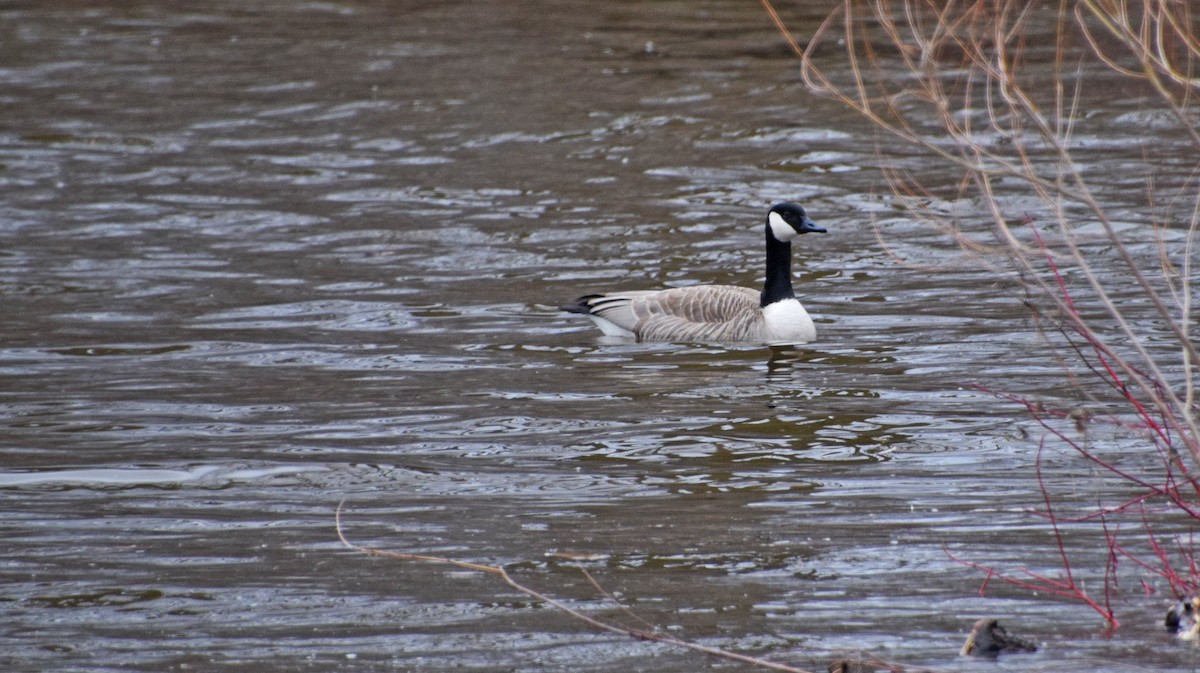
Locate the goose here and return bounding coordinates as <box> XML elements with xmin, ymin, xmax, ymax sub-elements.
<box><xmin>1166</xmin><ymin>596</ymin><xmax>1200</xmax><ymax>639</ymax></box>
<box><xmin>561</xmin><ymin>202</ymin><xmax>826</xmax><ymax>345</ymax></box>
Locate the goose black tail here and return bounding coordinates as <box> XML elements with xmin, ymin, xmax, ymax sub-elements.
<box><xmin>560</xmin><ymin>294</ymin><xmax>603</xmax><ymax>315</ymax></box>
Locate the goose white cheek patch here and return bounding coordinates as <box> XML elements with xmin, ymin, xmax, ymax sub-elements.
<box><xmin>768</xmin><ymin>211</ymin><xmax>796</xmax><ymax>241</ymax></box>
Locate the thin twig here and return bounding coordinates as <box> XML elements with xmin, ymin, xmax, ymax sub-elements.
<box><xmin>334</xmin><ymin>501</ymin><xmax>820</xmax><ymax>673</ymax></box>
<box><xmin>763</xmin><ymin>0</ymin><xmax>1200</xmax><ymax>625</ymax></box>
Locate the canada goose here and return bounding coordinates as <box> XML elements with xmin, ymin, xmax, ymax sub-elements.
<box><xmin>561</xmin><ymin>202</ymin><xmax>826</xmax><ymax>345</ymax></box>
<box><xmin>1166</xmin><ymin>596</ymin><xmax>1200</xmax><ymax>639</ymax></box>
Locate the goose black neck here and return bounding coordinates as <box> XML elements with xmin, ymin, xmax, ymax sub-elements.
<box><xmin>760</xmin><ymin>229</ymin><xmax>794</xmax><ymax>307</ymax></box>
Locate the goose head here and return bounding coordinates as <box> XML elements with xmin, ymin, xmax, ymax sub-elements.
<box><xmin>767</xmin><ymin>202</ymin><xmax>826</xmax><ymax>242</ymax></box>
<box><xmin>1167</xmin><ymin>596</ymin><xmax>1200</xmax><ymax>639</ymax></box>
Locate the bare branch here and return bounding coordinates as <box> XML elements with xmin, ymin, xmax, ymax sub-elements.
<box><xmin>335</xmin><ymin>501</ymin><xmax>821</xmax><ymax>673</ymax></box>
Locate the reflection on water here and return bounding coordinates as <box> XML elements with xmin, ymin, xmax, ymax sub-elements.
<box><xmin>0</xmin><ymin>464</ymin><xmax>326</xmax><ymax>488</ymax></box>
<box><xmin>1</xmin><ymin>1</ymin><xmax>1196</xmax><ymax>672</ymax></box>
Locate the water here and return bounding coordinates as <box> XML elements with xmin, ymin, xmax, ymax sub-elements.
<box><xmin>2</xmin><ymin>1</ymin><xmax>1198</xmax><ymax>671</ymax></box>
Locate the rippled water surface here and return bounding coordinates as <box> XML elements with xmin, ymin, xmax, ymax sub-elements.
<box><xmin>3</xmin><ymin>2</ymin><xmax>1199</xmax><ymax>672</ymax></box>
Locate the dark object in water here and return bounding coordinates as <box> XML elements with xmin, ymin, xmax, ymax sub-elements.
<box><xmin>1166</xmin><ymin>596</ymin><xmax>1200</xmax><ymax>639</ymax></box>
<box><xmin>960</xmin><ymin>618</ymin><xmax>1038</xmax><ymax>657</ymax></box>
<box><xmin>827</xmin><ymin>656</ymin><xmax>886</xmax><ymax>673</ymax></box>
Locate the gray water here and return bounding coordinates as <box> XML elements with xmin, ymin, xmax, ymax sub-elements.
<box><xmin>3</xmin><ymin>2</ymin><xmax>1198</xmax><ymax>672</ymax></box>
